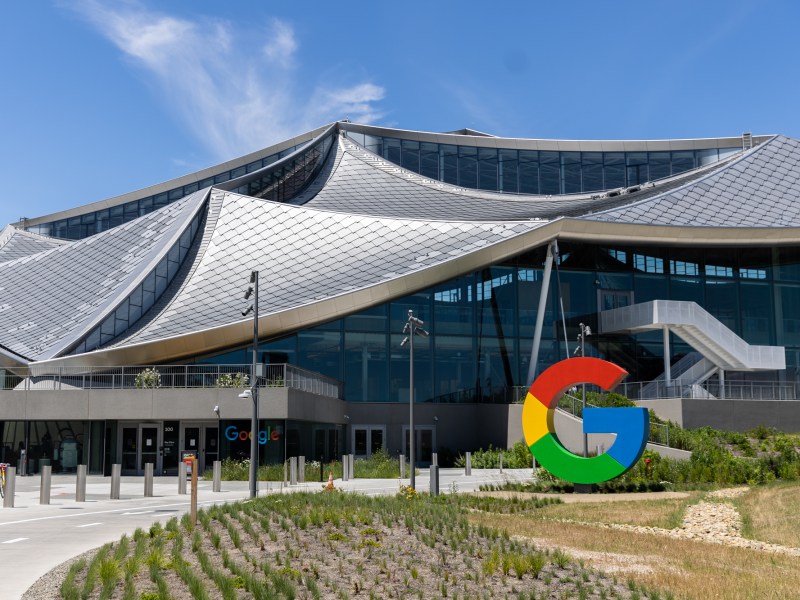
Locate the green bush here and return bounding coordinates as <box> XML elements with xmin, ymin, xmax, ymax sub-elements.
<box><xmin>454</xmin><ymin>440</ymin><xmax>534</xmax><ymax>469</ymax></box>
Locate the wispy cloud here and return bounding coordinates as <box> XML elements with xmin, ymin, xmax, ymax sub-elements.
<box><xmin>66</xmin><ymin>1</ymin><xmax>385</xmax><ymax>159</ymax></box>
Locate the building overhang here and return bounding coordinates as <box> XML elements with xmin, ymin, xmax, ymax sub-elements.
<box><xmin>28</xmin><ymin>218</ymin><xmax>800</xmax><ymax>375</ymax></box>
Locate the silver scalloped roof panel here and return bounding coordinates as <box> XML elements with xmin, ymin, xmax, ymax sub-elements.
<box><xmin>0</xmin><ymin>225</ymin><xmax>70</xmax><ymax>263</ymax></box>
<box><xmin>0</xmin><ymin>190</ymin><xmax>207</xmax><ymax>361</ymax></box>
<box><xmin>586</xmin><ymin>136</ymin><xmax>800</xmax><ymax>227</ymax></box>
<box><xmin>116</xmin><ymin>190</ymin><xmax>541</xmax><ymax>345</ymax></box>
<box><xmin>293</xmin><ymin>138</ymin><xmax>711</xmax><ymax>221</ymax></box>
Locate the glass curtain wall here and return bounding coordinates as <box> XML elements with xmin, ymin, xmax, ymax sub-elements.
<box><xmin>195</xmin><ymin>242</ymin><xmax>800</xmax><ymax>398</ymax></box>
<box><xmin>345</xmin><ymin>131</ymin><xmax>740</xmax><ymax>196</ymax></box>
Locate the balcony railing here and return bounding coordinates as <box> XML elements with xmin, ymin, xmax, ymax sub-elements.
<box><xmin>619</xmin><ymin>379</ymin><xmax>798</xmax><ymax>401</ymax></box>
<box><xmin>0</xmin><ymin>364</ymin><xmax>343</xmax><ymax>399</ymax></box>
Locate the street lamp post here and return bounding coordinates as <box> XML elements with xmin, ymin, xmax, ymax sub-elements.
<box><xmin>576</xmin><ymin>323</ymin><xmax>592</xmax><ymax>457</ymax></box>
<box><xmin>400</xmin><ymin>309</ymin><xmax>428</xmax><ymax>490</ymax></box>
<box><xmin>241</xmin><ymin>271</ymin><xmax>260</xmax><ymax>498</ymax></box>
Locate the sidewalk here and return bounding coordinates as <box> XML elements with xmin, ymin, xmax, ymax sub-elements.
<box><xmin>2</xmin><ymin>468</ymin><xmax>535</xmax><ymax>598</ymax></box>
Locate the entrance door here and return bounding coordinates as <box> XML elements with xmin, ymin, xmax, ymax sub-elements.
<box><xmin>403</xmin><ymin>426</ymin><xmax>435</xmax><ymax>467</ymax></box>
<box><xmin>352</xmin><ymin>426</ymin><xmax>385</xmax><ymax>458</ymax></box>
<box><xmin>181</xmin><ymin>422</ymin><xmax>219</xmax><ymax>474</ymax></box>
<box><xmin>119</xmin><ymin>423</ymin><xmax>163</xmax><ymax>475</ymax></box>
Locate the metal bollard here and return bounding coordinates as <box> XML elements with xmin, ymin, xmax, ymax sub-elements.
<box><xmin>76</xmin><ymin>465</ymin><xmax>87</xmax><ymax>502</ymax></box>
<box><xmin>289</xmin><ymin>457</ymin><xmax>297</xmax><ymax>486</ymax></box>
<box><xmin>342</xmin><ymin>455</ymin><xmax>349</xmax><ymax>482</ymax></box>
<box><xmin>3</xmin><ymin>466</ymin><xmax>15</xmax><ymax>508</ymax></box>
<box><xmin>144</xmin><ymin>463</ymin><xmax>154</xmax><ymax>497</ymax></box>
<box><xmin>40</xmin><ymin>465</ymin><xmax>52</xmax><ymax>505</ymax></box>
<box><xmin>178</xmin><ymin>461</ymin><xmax>187</xmax><ymax>495</ymax></box>
<box><xmin>432</xmin><ymin>452</ymin><xmax>438</xmax><ymax>467</ymax></box>
<box><xmin>349</xmin><ymin>454</ymin><xmax>355</xmax><ymax>479</ymax></box>
<box><xmin>298</xmin><ymin>456</ymin><xmax>305</xmax><ymax>484</ymax></box>
<box><xmin>465</xmin><ymin>452</ymin><xmax>472</xmax><ymax>476</ymax></box>
<box><xmin>430</xmin><ymin>464</ymin><xmax>439</xmax><ymax>497</ymax></box>
<box><xmin>399</xmin><ymin>454</ymin><xmax>405</xmax><ymax>479</ymax></box>
<box><xmin>190</xmin><ymin>458</ymin><xmax>198</xmax><ymax>526</ymax></box>
<box><xmin>110</xmin><ymin>464</ymin><xmax>121</xmax><ymax>499</ymax></box>
<box><xmin>19</xmin><ymin>450</ymin><xmax>26</xmax><ymax>477</ymax></box>
<box><xmin>212</xmin><ymin>460</ymin><xmax>221</xmax><ymax>492</ymax></box>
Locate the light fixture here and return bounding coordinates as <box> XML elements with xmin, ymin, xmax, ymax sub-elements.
<box><xmin>238</xmin><ymin>389</ymin><xmax>252</xmax><ymax>399</ymax></box>
<box><xmin>400</xmin><ymin>309</ymin><xmax>429</xmax><ymax>490</ymax></box>
<box><xmin>213</xmin><ymin>405</ymin><xmax>220</xmax><ymax>416</ymax></box>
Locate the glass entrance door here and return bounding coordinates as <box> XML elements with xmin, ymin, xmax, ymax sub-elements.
<box><xmin>119</xmin><ymin>423</ymin><xmax>163</xmax><ymax>475</ymax></box>
<box><xmin>352</xmin><ymin>426</ymin><xmax>385</xmax><ymax>458</ymax></box>
<box><xmin>180</xmin><ymin>422</ymin><xmax>218</xmax><ymax>474</ymax></box>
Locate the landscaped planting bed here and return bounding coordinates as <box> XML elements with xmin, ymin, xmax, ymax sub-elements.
<box><xmin>57</xmin><ymin>491</ymin><xmax>654</xmax><ymax>599</ymax></box>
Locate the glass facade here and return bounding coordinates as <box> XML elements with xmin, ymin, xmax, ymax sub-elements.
<box><xmin>194</xmin><ymin>241</ymin><xmax>800</xmax><ymax>400</ymax></box>
<box><xmin>344</xmin><ymin>131</ymin><xmax>741</xmax><ymax>195</ymax></box>
<box><xmin>27</xmin><ymin>139</ymin><xmax>316</xmax><ymax>240</ymax></box>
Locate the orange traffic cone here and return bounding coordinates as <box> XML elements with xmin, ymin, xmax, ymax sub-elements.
<box><xmin>324</xmin><ymin>471</ymin><xmax>335</xmax><ymax>491</ymax></box>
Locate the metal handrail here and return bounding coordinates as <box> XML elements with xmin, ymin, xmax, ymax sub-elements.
<box><xmin>619</xmin><ymin>379</ymin><xmax>798</xmax><ymax>401</ymax></box>
<box><xmin>558</xmin><ymin>393</ymin><xmax>671</xmax><ymax>447</ymax></box>
<box><xmin>1</xmin><ymin>363</ymin><xmax>343</xmax><ymax>399</ymax></box>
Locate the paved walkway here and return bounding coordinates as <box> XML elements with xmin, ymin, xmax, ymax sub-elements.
<box><xmin>1</xmin><ymin>468</ymin><xmax>533</xmax><ymax>598</ymax></box>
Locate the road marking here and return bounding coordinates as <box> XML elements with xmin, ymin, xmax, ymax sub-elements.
<box><xmin>76</xmin><ymin>522</ymin><xmax>102</xmax><ymax>528</ymax></box>
<box><xmin>0</xmin><ymin>499</ymin><xmax>220</xmax><ymax>527</ymax></box>
<box><xmin>122</xmin><ymin>510</ymin><xmax>154</xmax><ymax>515</ymax></box>
<box><xmin>2</xmin><ymin>537</ymin><xmax>28</xmax><ymax>544</ymax></box>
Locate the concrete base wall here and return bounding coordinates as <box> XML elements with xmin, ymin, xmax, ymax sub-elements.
<box><xmin>0</xmin><ymin>388</ymin><xmax>346</xmax><ymax>422</ymax></box>
<box><xmin>635</xmin><ymin>396</ymin><xmax>800</xmax><ymax>433</ymax></box>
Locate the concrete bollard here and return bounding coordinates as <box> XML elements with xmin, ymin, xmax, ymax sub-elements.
<box><xmin>144</xmin><ymin>463</ymin><xmax>154</xmax><ymax>497</ymax></box>
<box><xmin>298</xmin><ymin>456</ymin><xmax>305</xmax><ymax>484</ymax></box>
<box><xmin>110</xmin><ymin>464</ymin><xmax>121</xmax><ymax>499</ymax></box>
<box><xmin>430</xmin><ymin>464</ymin><xmax>439</xmax><ymax>497</ymax></box>
<box><xmin>178</xmin><ymin>461</ymin><xmax>187</xmax><ymax>494</ymax></box>
<box><xmin>432</xmin><ymin>452</ymin><xmax>438</xmax><ymax>467</ymax></box>
<box><xmin>342</xmin><ymin>455</ymin><xmax>349</xmax><ymax>482</ymax></box>
<box><xmin>465</xmin><ymin>452</ymin><xmax>472</xmax><ymax>476</ymax></box>
<box><xmin>76</xmin><ymin>465</ymin><xmax>87</xmax><ymax>502</ymax></box>
<box><xmin>349</xmin><ymin>454</ymin><xmax>355</xmax><ymax>479</ymax></box>
<box><xmin>3</xmin><ymin>466</ymin><xmax>15</xmax><ymax>508</ymax></box>
<box><xmin>212</xmin><ymin>460</ymin><xmax>221</xmax><ymax>492</ymax></box>
<box><xmin>399</xmin><ymin>454</ymin><xmax>406</xmax><ymax>479</ymax></box>
<box><xmin>289</xmin><ymin>457</ymin><xmax>297</xmax><ymax>486</ymax></box>
<box><xmin>40</xmin><ymin>465</ymin><xmax>52</xmax><ymax>505</ymax></box>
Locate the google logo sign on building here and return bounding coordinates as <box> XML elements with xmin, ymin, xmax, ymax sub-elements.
<box><xmin>522</xmin><ymin>357</ymin><xmax>649</xmax><ymax>484</ymax></box>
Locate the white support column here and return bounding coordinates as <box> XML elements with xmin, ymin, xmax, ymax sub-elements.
<box><xmin>526</xmin><ymin>241</ymin><xmax>555</xmax><ymax>385</ymax></box>
<box><xmin>719</xmin><ymin>368</ymin><xmax>725</xmax><ymax>399</ymax></box>
<box><xmin>662</xmin><ymin>326</ymin><xmax>671</xmax><ymax>396</ymax></box>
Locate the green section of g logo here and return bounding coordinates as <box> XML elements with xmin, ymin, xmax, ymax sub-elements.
<box><xmin>521</xmin><ymin>358</ymin><xmax>649</xmax><ymax>485</ymax></box>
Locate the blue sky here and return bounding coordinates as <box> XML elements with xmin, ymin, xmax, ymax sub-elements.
<box><xmin>2</xmin><ymin>1</ymin><xmax>799</xmax><ymax>227</ymax></box>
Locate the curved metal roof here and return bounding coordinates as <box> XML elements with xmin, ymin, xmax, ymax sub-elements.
<box><xmin>0</xmin><ymin>190</ymin><xmax>207</xmax><ymax>363</ymax></box>
<box><xmin>0</xmin><ymin>225</ymin><xmax>70</xmax><ymax>263</ymax></box>
<box><xmin>586</xmin><ymin>136</ymin><xmax>800</xmax><ymax>227</ymax></box>
<box><xmin>8</xmin><ymin>127</ymin><xmax>800</xmax><ymax>374</ymax></box>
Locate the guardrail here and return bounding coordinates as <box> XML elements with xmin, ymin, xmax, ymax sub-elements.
<box><xmin>557</xmin><ymin>393</ymin><xmax>672</xmax><ymax>447</ymax></box>
<box><xmin>0</xmin><ymin>364</ymin><xmax>343</xmax><ymax>399</ymax></box>
<box><xmin>619</xmin><ymin>379</ymin><xmax>798</xmax><ymax>401</ymax></box>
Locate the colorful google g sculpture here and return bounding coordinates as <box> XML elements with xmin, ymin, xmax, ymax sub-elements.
<box><xmin>522</xmin><ymin>357</ymin><xmax>649</xmax><ymax>484</ymax></box>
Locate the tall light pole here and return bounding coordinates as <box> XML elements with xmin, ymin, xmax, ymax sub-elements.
<box><xmin>576</xmin><ymin>323</ymin><xmax>592</xmax><ymax>457</ymax></box>
<box><xmin>241</xmin><ymin>271</ymin><xmax>259</xmax><ymax>498</ymax></box>
<box><xmin>400</xmin><ymin>309</ymin><xmax>428</xmax><ymax>490</ymax></box>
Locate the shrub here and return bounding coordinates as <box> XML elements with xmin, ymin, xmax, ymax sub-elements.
<box><xmin>215</xmin><ymin>372</ymin><xmax>249</xmax><ymax>388</ymax></box>
<box><xmin>134</xmin><ymin>368</ymin><xmax>161</xmax><ymax>389</ymax></box>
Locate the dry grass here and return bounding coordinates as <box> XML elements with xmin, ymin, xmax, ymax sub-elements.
<box><xmin>533</xmin><ymin>494</ymin><xmax>701</xmax><ymax>529</ymax></box>
<box><xmin>471</xmin><ymin>513</ymin><xmax>800</xmax><ymax>600</ymax></box>
<box><xmin>736</xmin><ymin>482</ymin><xmax>800</xmax><ymax>548</ymax></box>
